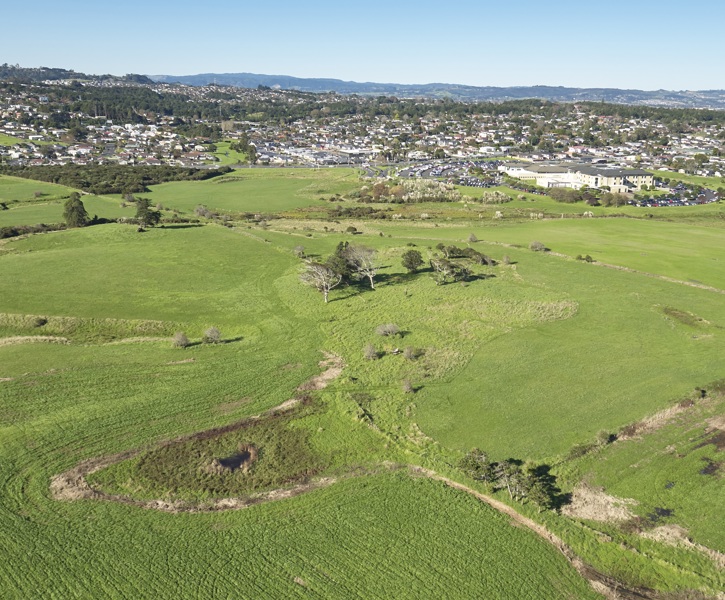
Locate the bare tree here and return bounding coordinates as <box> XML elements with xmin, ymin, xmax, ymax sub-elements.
<box><xmin>300</xmin><ymin>262</ymin><xmax>342</xmax><ymax>303</ymax></box>
<box><xmin>345</xmin><ymin>245</ymin><xmax>378</xmax><ymax>289</ymax></box>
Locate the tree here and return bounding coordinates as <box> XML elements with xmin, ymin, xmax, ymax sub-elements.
<box><xmin>401</xmin><ymin>249</ymin><xmax>424</xmax><ymax>273</ymax></box>
<box><xmin>326</xmin><ymin>241</ymin><xmax>353</xmax><ymax>280</ymax></box>
<box><xmin>495</xmin><ymin>459</ymin><xmax>525</xmax><ymax>500</ymax></box>
<box><xmin>135</xmin><ymin>198</ymin><xmax>161</xmax><ymax>227</ymax></box>
<box><xmin>430</xmin><ymin>258</ymin><xmax>471</xmax><ymax>285</ymax></box>
<box><xmin>345</xmin><ymin>245</ymin><xmax>378</xmax><ymax>289</ymax></box>
<box><xmin>300</xmin><ymin>262</ymin><xmax>342</xmax><ymax>303</ymax></box>
<box><xmin>459</xmin><ymin>448</ymin><xmax>495</xmax><ymax>483</ymax></box>
<box><xmin>63</xmin><ymin>192</ymin><xmax>89</xmax><ymax>227</ymax></box>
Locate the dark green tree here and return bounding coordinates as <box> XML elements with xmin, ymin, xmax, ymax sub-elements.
<box><xmin>135</xmin><ymin>198</ymin><xmax>161</xmax><ymax>227</ymax></box>
<box><xmin>459</xmin><ymin>448</ymin><xmax>495</xmax><ymax>483</ymax></box>
<box><xmin>401</xmin><ymin>249</ymin><xmax>424</xmax><ymax>273</ymax></box>
<box><xmin>63</xmin><ymin>192</ymin><xmax>89</xmax><ymax>227</ymax></box>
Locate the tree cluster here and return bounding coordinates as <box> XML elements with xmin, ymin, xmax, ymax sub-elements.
<box><xmin>459</xmin><ymin>449</ymin><xmax>568</xmax><ymax>511</ymax></box>
<box><xmin>300</xmin><ymin>242</ymin><xmax>379</xmax><ymax>302</ymax></box>
<box><xmin>435</xmin><ymin>244</ymin><xmax>495</xmax><ymax>265</ymax></box>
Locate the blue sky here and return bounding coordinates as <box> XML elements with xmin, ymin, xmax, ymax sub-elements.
<box><xmin>2</xmin><ymin>0</ymin><xmax>723</xmax><ymax>90</ymax></box>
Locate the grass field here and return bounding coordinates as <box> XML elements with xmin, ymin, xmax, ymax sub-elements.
<box><xmin>652</xmin><ymin>170</ymin><xmax>725</xmax><ymax>189</ymax></box>
<box><xmin>0</xmin><ymin>174</ymin><xmax>138</xmax><ymax>226</ymax></box>
<box><xmin>133</xmin><ymin>167</ymin><xmax>361</xmax><ymax>214</ymax></box>
<box><xmin>369</xmin><ymin>218</ymin><xmax>725</xmax><ymax>290</ymax></box>
<box><xmin>0</xmin><ymin>223</ymin><xmax>603</xmax><ymax>598</ymax></box>
<box><xmin>0</xmin><ymin>133</ymin><xmax>57</xmax><ymax>146</ymax></box>
<box><xmin>1</xmin><ymin>170</ymin><xmax>724</xmax><ymax>597</ymax></box>
<box><xmin>210</xmin><ymin>140</ymin><xmax>248</xmax><ymax>165</ymax></box>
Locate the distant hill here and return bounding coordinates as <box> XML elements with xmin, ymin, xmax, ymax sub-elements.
<box><xmin>150</xmin><ymin>72</ymin><xmax>725</xmax><ymax>109</ymax></box>
<box><xmin>0</xmin><ymin>64</ymin><xmax>153</xmax><ymax>85</ymax></box>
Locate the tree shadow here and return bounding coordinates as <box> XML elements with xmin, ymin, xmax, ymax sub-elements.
<box><xmin>159</xmin><ymin>223</ymin><xmax>205</xmax><ymax>229</ymax></box>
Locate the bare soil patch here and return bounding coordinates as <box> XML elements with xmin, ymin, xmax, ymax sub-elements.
<box><xmin>642</xmin><ymin>525</ymin><xmax>725</xmax><ymax>570</ymax></box>
<box><xmin>297</xmin><ymin>352</ymin><xmax>344</xmax><ymax>391</ymax></box>
<box><xmin>561</xmin><ymin>484</ymin><xmax>638</xmax><ymax>522</ymax></box>
<box><xmin>165</xmin><ymin>358</ymin><xmax>196</xmax><ymax>365</ymax></box>
<box><xmin>619</xmin><ymin>400</ymin><xmax>699</xmax><ymax>441</ymax></box>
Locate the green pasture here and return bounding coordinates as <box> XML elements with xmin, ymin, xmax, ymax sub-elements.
<box><xmin>137</xmin><ymin>167</ymin><xmax>361</xmax><ymax>214</ymax></box>
<box><xmin>0</xmin><ymin>174</ymin><xmax>75</xmax><ymax>204</ymax></box>
<box><xmin>253</xmin><ymin>226</ymin><xmax>725</xmax><ymax>463</ymax></box>
<box><xmin>0</xmin><ymin>133</ymin><xmax>56</xmax><ymax>146</ymax></box>
<box><xmin>210</xmin><ymin>140</ymin><xmax>248</xmax><ymax>165</ymax></box>
<box><xmin>0</xmin><ymin>223</ymin><xmax>600</xmax><ymax>598</ymax></box>
<box><xmin>1</xmin><ymin>184</ymin><xmax>724</xmax><ymax>596</ymax></box>
<box><xmin>371</xmin><ymin>218</ymin><xmax>725</xmax><ymax>291</ymax></box>
<box><xmin>0</xmin><ymin>174</ymin><xmax>138</xmax><ymax>226</ymax></box>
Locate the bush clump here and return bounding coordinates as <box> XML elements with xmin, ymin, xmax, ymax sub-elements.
<box><xmin>173</xmin><ymin>332</ymin><xmax>190</xmax><ymax>348</ymax></box>
<box><xmin>376</xmin><ymin>323</ymin><xmax>400</xmax><ymax>337</ymax></box>
<box><xmin>202</xmin><ymin>327</ymin><xmax>221</xmax><ymax>344</ymax></box>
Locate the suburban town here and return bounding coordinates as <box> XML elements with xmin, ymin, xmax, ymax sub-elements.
<box><xmin>1</xmin><ymin>79</ymin><xmax>724</xmax><ymax>195</ymax></box>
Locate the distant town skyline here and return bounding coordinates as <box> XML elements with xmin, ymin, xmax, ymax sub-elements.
<box><xmin>2</xmin><ymin>0</ymin><xmax>724</xmax><ymax>91</ymax></box>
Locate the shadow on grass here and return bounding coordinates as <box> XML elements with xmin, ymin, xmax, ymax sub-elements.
<box><xmin>159</xmin><ymin>223</ymin><xmax>205</xmax><ymax>229</ymax></box>
<box><xmin>187</xmin><ymin>336</ymin><xmax>244</xmax><ymax>348</ymax></box>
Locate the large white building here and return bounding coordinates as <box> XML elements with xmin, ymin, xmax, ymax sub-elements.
<box><xmin>499</xmin><ymin>162</ymin><xmax>653</xmax><ymax>193</ymax></box>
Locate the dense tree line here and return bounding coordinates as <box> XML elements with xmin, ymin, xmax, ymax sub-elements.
<box><xmin>0</xmin><ymin>164</ymin><xmax>232</xmax><ymax>195</ymax></box>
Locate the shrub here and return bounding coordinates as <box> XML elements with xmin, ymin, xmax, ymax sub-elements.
<box><xmin>403</xmin><ymin>347</ymin><xmax>416</xmax><ymax>361</ymax></box>
<box><xmin>202</xmin><ymin>327</ymin><xmax>221</xmax><ymax>344</ymax></box>
<box><xmin>502</xmin><ymin>255</ymin><xmax>511</xmax><ymax>265</ymax></box>
<box><xmin>363</xmin><ymin>343</ymin><xmax>378</xmax><ymax>360</ymax></box>
<box><xmin>529</xmin><ymin>240</ymin><xmax>547</xmax><ymax>252</ymax></box>
<box><xmin>376</xmin><ymin>323</ymin><xmax>400</xmax><ymax>337</ymax></box>
<box><xmin>346</xmin><ymin>226</ymin><xmax>358</xmax><ymax>234</ymax></box>
<box><xmin>468</xmin><ymin>233</ymin><xmax>478</xmax><ymax>243</ymax></box>
<box><xmin>402</xmin><ymin>379</ymin><xmax>414</xmax><ymax>394</ymax></box>
<box><xmin>173</xmin><ymin>332</ymin><xmax>190</xmax><ymax>348</ymax></box>
<box><xmin>401</xmin><ymin>249</ymin><xmax>424</xmax><ymax>273</ymax></box>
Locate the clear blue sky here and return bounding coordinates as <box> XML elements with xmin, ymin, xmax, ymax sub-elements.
<box><xmin>2</xmin><ymin>0</ymin><xmax>723</xmax><ymax>90</ymax></box>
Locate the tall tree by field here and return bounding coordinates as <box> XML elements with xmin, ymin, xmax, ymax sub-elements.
<box><xmin>63</xmin><ymin>192</ymin><xmax>89</xmax><ymax>228</ymax></box>
<box><xmin>135</xmin><ymin>198</ymin><xmax>161</xmax><ymax>228</ymax></box>
<box><xmin>300</xmin><ymin>262</ymin><xmax>342</xmax><ymax>303</ymax></box>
